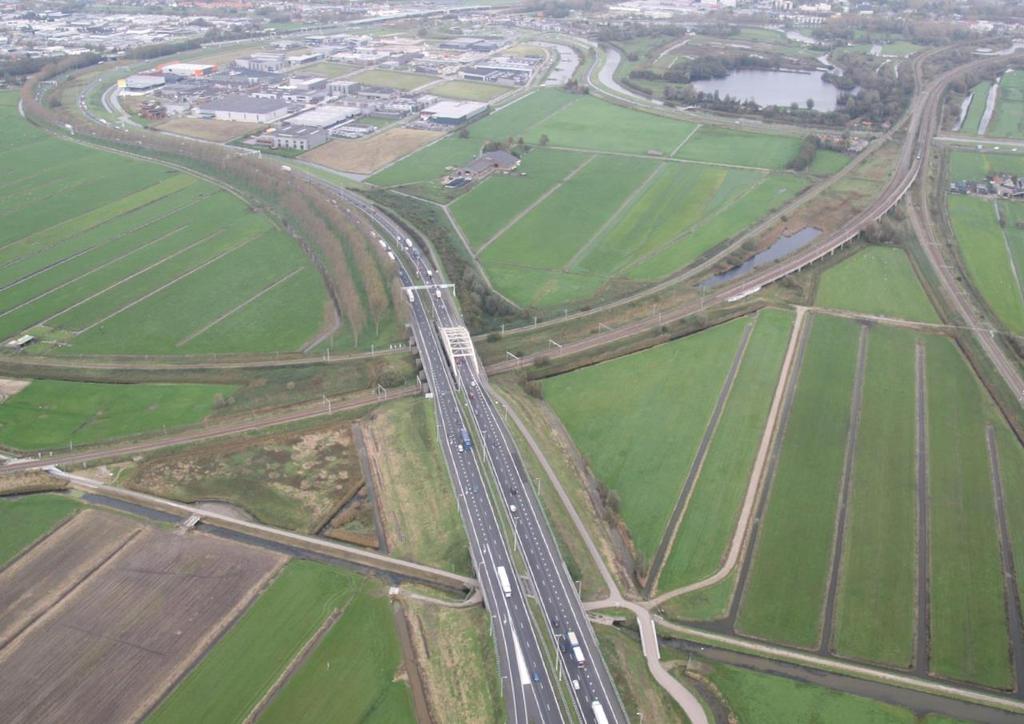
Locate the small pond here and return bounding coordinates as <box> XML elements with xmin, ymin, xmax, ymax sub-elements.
<box><xmin>691</xmin><ymin>69</ymin><xmax>842</xmax><ymax>111</ymax></box>
<box><xmin>702</xmin><ymin>227</ymin><xmax>822</xmax><ymax>288</ymax></box>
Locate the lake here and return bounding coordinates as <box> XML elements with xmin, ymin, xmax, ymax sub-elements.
<box><xmin>691</xmin><ymin>69</ymin><xmax>842</xmax><ymax>111</ymax></box>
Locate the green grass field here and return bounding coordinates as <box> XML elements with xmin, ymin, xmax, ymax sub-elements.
<box><xmin>947</xmin><ymin>195</ymin><xmax>1024</xmax><ymax>335</ymax></box>
<box><xmin>147</xmin><ymin>561</ymin><xmax>368</xmax><ymax>724</ymax></box>
<box><xmin>988</xmin><ymin>71</ymin><xmax>1024</xmax><ymax>139</ymax></box>
<box><xmin>0</xmin><ymin>91</ymin><xmax>339</xmax><ymax>356</ymax></box>
<box><xmin>661</xmin><ymin>572</ymin><xmax>737</xmax><ymax>622</ymax></box>
<box><xmin>352</xmin><ymin>69</ymin><xmax>435</xmax><ymax>91</ymax></box>
<box><xmin>543</xmin><ymin>318</ymin><xmax>748</xmax><ymax>561</ymax></box>
<box><xmin>948</xmin><ymin>149</ymin><xmax>1024</xmax><ymax>180</ymax></box>
<box><xmin>625</xmin><ymin>174</ymin><xmax>808</xmax><ymax>281</ymax></box>
<box><xmin>674</xmin><ymin>127</ymin><xmax>802</xmax><ymax>170</ymax></box>
<box><xmin>832</xmin><ymin>325</ymin><xmax>917</xmax><ymax>667</ymax></box>
<box><xmin>815</xmin><ymin>246</ymin><xmax>940</xmax><ymax>323</ymax></box>
<box><xmin>480</xmin><ymin>154</ymin><xmax>657</xmax><ymax>307</ymax></box>
<box><xmin>808</xmin><ymin>149</ymin><xmax>851</xmax><ymax>176</ymax></box>
<box><xmin>259</xmin><ymin>583</ymin><xmax>414</xmax><ymax>723</ymax></box>
<box><xmin>736</xmin><ymin>314</ymin><xmax>860</xmax><ymax>648</ymax></box>
<box><xmin>959</xmin><ymin>81</ymin><xmax>992</xmax><ymax>135</ymax></box>
<box><xmin>701</xmin><ymin>661</ymin><xmax>917</xmax><ymax>723</ymax></box>
<box><xmin>994</xmin><ymin>423</ymin><xmax>1024</xmax><ymax>619</ymax></box>
<box><xmin>0</xmin><ymin>380</ymin><xmax>234</xmax><ymax>451</ymax></box>
<box><xmin>449</xmin><ymin>149</ymin><xmax>587</xmax><ymax>250</ymax></box>
<box><xmin>572</xmin><ymin>164</ymin><xmax>765</xmax><ymax>276</ymax></box>
<box><xmin>524</xmin><ymin>94</ymin><xmax>696</xmax><ymax>155</ymax></box>
<box><xmin>0</xmin><ymin>494</ymin><xmax>81</xmax><ymax>566</ymax></box>
<box><xmin>432</xmin><ymin>80</ymin><xmax>509</xmax><ymax>101</ymax></box>
<box><xmin>925</xmin><ymin>336</ymin><xmax>1011</xmax><ymax>689</ymax></box>
<box><xmin>658</xmin><ymin>309</ymin><xmax>793</xmax><ymax>591</ymax></box>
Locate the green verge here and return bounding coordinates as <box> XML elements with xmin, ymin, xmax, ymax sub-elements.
<box><xmin>660</xmin><ymin>571</ymin><xmax>738</xmax><ymax>623</ymax></box>
<box><xmin>814</xmin><ymin>246</ymin><xmax>940</xmax><ymax>323</ymax></box>
<box><xmin>947</xmin><ymin>194</ymin><xmax>1024</xmax><ymax>335</ymax></box>
<box><xmin>0</xmin><ymin>494</ymin><xmax>81</xmax><ymax>566</ymax></box>
<box><xmin>543</xmin><ymin>318</ymin><xmax>748</xmax><ymax>561</ymax></box>
<box><xmin>832</xmin><ymin>325</ymin><xmax>917</xmax><ymax>667</ymax></box>
<box><xmin>959</xmin><ymin>81</ymin><xmax>992</xmax><ymax>135</ymax></box>
<box><xmin>699</xmin><ymin>660</ymin><xmax>916</xmax><ymax>723</ymax></box>
<box><xmin>988</xmin><ymin>71</ymin><xmax>1024</xmax><ymax>139</ymax></box>
<box><xmin>735</xmin><ymin>314</ymin><xmax>859</xmax><ymax>648</ymax></box>
<box><xmin>147</xmin><ymin>560</ymin><xmax>364</xmax><ymax>724</ymax></box>
<box><xmin>259</xmin><ymin>584</ymin><xmax>414</xmax><ymax>724</ymax></box>
<box><xmin>925</xmin><ymin>335</ymin><xmax>1011</xmax><ymax>689</ymax></box>
<box><xmin>658</xmin><ymin>308</ymin><xmax>794</xmax><ymax>591</ymax></box>
<box><xmin>0</xmin><ymin>380</ymin><xmax>235</xmax><ymax>451</ymax></box>
<box><xmin>596</xmin><ymin>625</ymin><xmax>686</xmax><ymax>723</ymax></box>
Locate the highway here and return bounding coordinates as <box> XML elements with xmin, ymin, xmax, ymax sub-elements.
<box><xmin>333</xmin><ymin>183</ymin><xmax>626</xmax><ymax>722</ymax></box>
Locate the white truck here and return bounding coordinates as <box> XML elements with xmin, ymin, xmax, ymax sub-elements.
<box><xmin>496</xmin><ymin>565</ymin><xmax>512</xmax><ymax>598</ymax></box>
<box><xmin>591</xmin><ymin>701</ymin><xmax>609</xmax><ymax>724</ymax></box>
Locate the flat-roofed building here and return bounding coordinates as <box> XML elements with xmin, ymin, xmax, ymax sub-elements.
<box><xmin>159</xmin><ymin>62</ymin><xmax>216</xmax><ymax>77</ymax></box>
<box><xmin>118</xmin><ymin>73</ymin><xmax>165</xmax><ymax>92</ymax></box>
<box><xmin>419</xmin><ymin>100</ymin><xmax>489</xmax><ymax>125</ymax></box>
<box><xmin>196</xmin><ymin>94</ymin><xmax>290</xmax><ymax>123</ymax></box>
<box><xmin>288</xmin><ymin>104</ymin><xmax>360</xmax><ymax>128</ymax></box>
<box><xmin>271</xmin><ymin>124</ymin><xmax>327</xmax><ymax>151</ymax></box>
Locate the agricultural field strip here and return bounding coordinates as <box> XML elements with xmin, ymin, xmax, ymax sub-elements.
<box><xmin>0</xmin><ymin>181</ymin><xmax>212</xmax><ymax>287</ymax></box>
<box><xmin>984</xmin><ymin>425</ymin><xmax>1024</xmax><ymax>694</ymax></box>
<box><xmin>176</xmin><ymin>267</ymin><xmax>303</xmax><ymax>346</ymax></box>
<box><xmin>474</xmin><ymin>154</ymin><xmax>595</xmax><ymax>255</ymax></box>
<box><xmin>74</xmin><ymin>234</ymin><xmax>257</xmax><ymax>335</ymax></box>
<box><xmin>925</xmin><ymin>336</ymin><xmax>1011</xmax><ymax>689</ymax></box>
<box><xmin>818</xmin><ymin>325</ymin><xmax>869</xmax><ymax>656</ymax></box>
<box><xmin>242</xmin><ymin>605</ymin><xmax>348</xmax><ymax>722</ymax></box>
<box><xmin>563</xmin><ymin>162</ymin><xmax>666</xmax><ymax>271</ymax></box>
<box><xmin>646</xmin><ymin>321</ymin><xmax>755</xmax><ymax>596</ymax></box>
<box><xmin>0</xmin><ymin>172</ymin><xmax>189</xmax><ymax>259</ymax></box>
<box><xmin>654</xmin><ymin>309</ymin><xmax>796</xmax><ymax>596</ymax></box>
<box><xmin>0</xmin><ymin>175</ymin><xmax>197</xmax><ymax>272</ymax></box>
<box><xmin>542</xmin><ymin>143</ymin><xmax>779</xmax><ymax>171</ymax></box>
<box><xmin>27</xmin><ymin>230</ymin><xmax>226</xmax><ymax>331</ymax></box>
<box><xmin>0</xmin><ymin>225</ymin><xmax>191</xmax><ymax>320</ymax></box>
<box><xmin>0</xmin><ymin>529</ymin><xmax>286</xmax><ymax>724</ymax></box>
<box><xmin>734</xmin><ymin>315</ymin><xmax>859</xmax><ymax>648</ymax></box>
<box><xmin>0</xmin><ymin>510</ymin><xmax>141</xmax><ymax>650</ymax></box>
<box><xmin>914</xmin><ymin>342</ymin><xmax>929</xmax><ymax>674</ymax></box>
<box><xmin>649</xmin><ymin>308</ymin><xmax>811</xmax><ymax>606</ymax></box>
<box><xmin>995</xmin><ymin>203</ymin><xmax>1024</xmax><ymax>309</ymax></box>
<box><xmin>619</xmin><ymin>173</ymin><xmax>775</xmax><ymax>274</ymax></box>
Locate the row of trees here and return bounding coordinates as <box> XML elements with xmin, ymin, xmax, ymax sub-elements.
<box><xmin>22</xmin><ymin>55</ymin><xmax>396</xmax><ymax>350</ymax></box>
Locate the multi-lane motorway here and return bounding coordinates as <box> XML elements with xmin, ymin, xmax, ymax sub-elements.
<box><xmin>345</xmin><ymin>190</ymin><xmax>625</xmax><ymax>723</ymax></box>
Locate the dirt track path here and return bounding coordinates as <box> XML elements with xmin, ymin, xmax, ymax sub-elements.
<box><xmin>819</xmin><ymin>324</ymin><xmax>869</xmax><ymax>655</ymax></box>
<box><xmin>647</xmin><ymin>306</ymin><xmax>809</xmax><ymax>607</ymax></box>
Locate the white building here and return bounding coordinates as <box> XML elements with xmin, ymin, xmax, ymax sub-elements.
<box><xmin>196</xmin><ymin>95</ymin><xmax>290</xmax><ymax>123</ymax></box>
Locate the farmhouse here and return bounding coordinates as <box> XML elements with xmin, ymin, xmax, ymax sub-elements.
<box><xmin>445</xmin><ymin>150</ymin><xmax>521</xmax><ymax>187</ymax></box>
<box><xmin>272</xmin><ymin>125</ymin><xmax>328</xmax><ymax>151</ymax></box>
<box><xmin>419</xmin><ymin>100</ymin><xmax>489</xmax><ymax>125</ymax></box>
<box><xmin>197</xmin><ymin>95</ymin><xmax>290</xmax><ymax>123</ymax></box>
